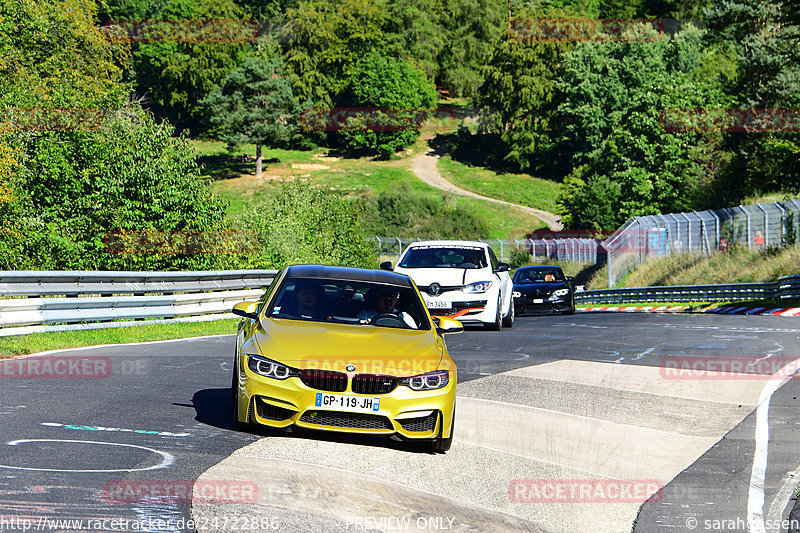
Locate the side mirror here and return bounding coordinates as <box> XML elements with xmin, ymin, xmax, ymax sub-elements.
<box><xmin>433</xmin><ymin>316</ymin><xmax>464</xmax><ymax>335</ymax></box>
<box><xmin>380</xmin><ymin>261</ymin><xmax>393</xmax><ymax>271</ymax></box>
<box><xmin>495</xmin><ymin>262</ymin><xmax>510</xmax><ymax>272</ymax></box>
<box><xmin>232</xmin><ymin>301</ymin><xmax>259</xmax><ymax>320</ymax></box>
<box><xmin>567</xmin><ymin>276</ymin><xmax>575</xmax><ymax>282</ymax></box>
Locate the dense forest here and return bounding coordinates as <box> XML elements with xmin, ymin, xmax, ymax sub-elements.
<box><xmin>0</xmin><ymin>0</ymin><xmax>797</xmax><ymax>269</ymax></box>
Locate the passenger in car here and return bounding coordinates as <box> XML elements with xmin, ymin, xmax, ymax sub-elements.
<box><xmin>357</xmin><ymin>288</ymin><xmax>417</xmax><ymax>328</ymax></box>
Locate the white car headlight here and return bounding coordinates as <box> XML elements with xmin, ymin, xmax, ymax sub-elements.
<box><xmin>247</xmin><ymin>355</ymin><xmax>297</xmax><ymax>380</ymax></box>
<box><xmin>401</xmin><ymin>370</ymin><xmax>450</xmax><ymax>391</ymax></box>
<box><xmin>548</xmin><ymin>288</ymin><xmax>570</xmax><ymax>301</ymax></box>
<box><xmin>464</xmin><ymin>281</ymin><xmax>493</xmax><ymax>293</ymax></box>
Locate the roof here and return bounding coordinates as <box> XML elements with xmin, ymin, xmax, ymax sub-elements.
<box><xmin>406</xmin><ymin>240</ymin><xmax>490</xmax><ymax>248</ymax></box>
<box><xmin>516</xmin><ymin>265</ymin><xmax>563</xmax><ymax>270</ymax></box>
<box><xmin>284</xmin><ymin>265</ymin><xmax>413</xmax><ymax>288</ymax></box>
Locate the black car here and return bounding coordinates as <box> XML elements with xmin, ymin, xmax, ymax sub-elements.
<box><xmin>512</xmin><ymin>266</ymin><xmax>575</xmax><ymax>315</ymax></box>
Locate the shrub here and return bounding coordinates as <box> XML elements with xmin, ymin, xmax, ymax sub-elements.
<box><xmin>239</xmin><ymin>182</ymin><xmax>378</xmax><ymax>269</ymax></box>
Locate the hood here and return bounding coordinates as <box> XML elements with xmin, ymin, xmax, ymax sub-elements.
<box><xmin>253</xmin><ymin>319</ymin><xmax>447</xmax><ymax>377</ymax></box>
<box><xmin>394</xmin><ymin>267</ymin><xmax>492</xmax><ymax>289</ymax></box>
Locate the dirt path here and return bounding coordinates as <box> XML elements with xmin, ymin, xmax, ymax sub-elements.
<box><xmin>410</xmin><ymin>145</ymin><xmax>563</xmax><ymax>231</ymax></box>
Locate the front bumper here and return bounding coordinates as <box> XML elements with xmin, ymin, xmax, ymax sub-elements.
<box><xmin>514</xmin><ymin>296</ymin><xmax>573</xmax><ymax>314</ymax></box>
<box><xmin>236</xmin><ymin>363</ymin><xmax>456</xmax><ymax>440</ymax></box>
<box><xmin>423</xmin><ymin>289</ymin><xmax>499</xmax><ymax>324</ymax></box>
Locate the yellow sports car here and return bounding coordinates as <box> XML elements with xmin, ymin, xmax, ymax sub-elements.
<box><xmin>231</xmin><ymin>265</ymin><xmax>462</xmax><ymax>452</ymax></box>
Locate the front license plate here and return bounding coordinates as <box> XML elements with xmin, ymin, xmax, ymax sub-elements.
<box><xmin>315</xmin><ymin>393</ymin><xmax>380</xmax><ymax>413</ymax></box>
<box><xmin>533</xmin><ymin>298</ymin><xmax>544</xmax><ymax>304</ymax></box>
<box><xmin>426</xmin><ymin>299</ymin><xmax>451</xmax><ymax>309</ymax></box>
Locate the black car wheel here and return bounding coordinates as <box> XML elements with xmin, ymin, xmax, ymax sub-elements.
<box><xmin>232</xmin><ymin>357</ymin><xmax>251</xmax><ymax>430</ymax></box>
<box><xmin>502</xmin><ymin>298</ymin><xmax>514</xmax><ymax>328</ymax></box>
<box><xmin>431</xmin><ymin>406</ymin><xmax>455</xmax><ymax>453</ymax></box>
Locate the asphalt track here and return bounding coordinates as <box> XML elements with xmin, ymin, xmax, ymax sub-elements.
<box><xmin>1</xmin><ymin>313</ymin><xmax>800</xmax><ymax>532</ymax></box>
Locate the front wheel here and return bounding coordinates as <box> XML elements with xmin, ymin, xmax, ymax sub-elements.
<box><xmin>502</xmin><ymin>298</ymin><xmax>514</xmax><ymax>328</ymax></box>
<box><xmin>231</xmin><ymin>357</ymin><xmax>251</xmax><ymax>430</ymax></box>
<box><xmin>431</xmin><ymin>407</ymin><xmax>455</xmax><ymax>453</ymax></box>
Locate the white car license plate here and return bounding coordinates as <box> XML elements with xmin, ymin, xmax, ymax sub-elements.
<box><xmin>533</xmin><ymin>298</ymin><xmax>544</xmax><ymax>304</ymax></box>
<box><xmin>426</xmin><ymin>299</ymin><xmax>451</xmax><ymax>309</ymax></box>
<box><xmin>315</xmin><ymin>393</ymin><xmax>380</xmax><ymax>413</ymax></box>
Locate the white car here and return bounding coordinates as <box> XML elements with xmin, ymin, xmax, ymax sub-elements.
<box><xmin>385</xmin><ymin>240</ymin><xmax>514</xmax><ymax>330</ymax></box>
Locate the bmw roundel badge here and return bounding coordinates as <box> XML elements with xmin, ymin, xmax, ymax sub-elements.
<box><xmin>346</xmin><ymin>364</ymin><xmax>356</xmax><ymax>372</ymax></box>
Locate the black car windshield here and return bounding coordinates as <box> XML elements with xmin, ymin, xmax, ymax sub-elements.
<box><xmin>514</xmin><ymin>268</ymin><xmax>566</xmax><ymax>283</ymax></box>
<box><xmin>398</xmin><ymin>246</ymin><xmax>488</xmax><ymax>269</ymax></box>
<box><xmin>267</xmin><ymin>277</ymin><xmax>430</xmax><ymax>330</ymax></box>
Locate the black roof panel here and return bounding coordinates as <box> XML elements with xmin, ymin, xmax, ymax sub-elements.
<box><xmin>284</xmin><ymin>265</ymin><xmax>413</xmax><ymax>288</ymax></box>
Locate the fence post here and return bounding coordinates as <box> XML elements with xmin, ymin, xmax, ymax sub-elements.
<box><xmin>680</xmin><ymin>212</ymin><xmax>692</xmax><ymax>252</ymax></box>
<box><xmin>708</xmin><ymin>211</ymin><xmax>720</xmax><ymax>251</ymax></box>
<box><xmin>774</xmin><ymin>201</ymin><xmax>786</xmax><ymax>246</ymax></box>
<box><xmin>498</xmin><ymin>239</ymin><xmax>504</xmax><ymax>262</ymax></box>
<box><xmin>741</xmin><ymin>205</ymin><xmax>752</xmax><ymax>248</ymax></box>
<box><xmin>756</xmin><ymin>203</ymin><xmax>769</xmax><ymax>246</ymax></box>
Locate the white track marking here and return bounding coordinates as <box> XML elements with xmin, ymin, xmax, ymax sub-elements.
<box><xmin>0</xmin><ymin>439</ymin><xmax>174</xmax><ymax>472</ymax></box>
<box><xmin>747</xmin><ymin>356</ymin><xmax>800</xmax><ymax>533</ymax></box>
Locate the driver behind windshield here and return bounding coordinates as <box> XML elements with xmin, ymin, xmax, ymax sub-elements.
<box><xmin>357</xmin><ymin>287</ymin><xmax>417</xmax><ymax>329</ymax></box>
<box><xmin>292</xmin><ymin>281</ymin><xmax>326</xmax><ymax>319</ymax></box>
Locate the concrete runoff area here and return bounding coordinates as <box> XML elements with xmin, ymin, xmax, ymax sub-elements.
<box><xmin>193</xmin><ymin>360</ymin><xmax>765</xmax><ymax>532</ymax></box>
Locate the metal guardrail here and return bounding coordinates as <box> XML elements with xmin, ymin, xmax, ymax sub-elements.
<box><xmin>0</xmin><ymin>270</ymin><xmax>278</xmax><ymax>337</ymax></box>
<box><xmin>575</xmin><ymin>274</ymin><xmax>800</xmax><ymax>305</ymax></box>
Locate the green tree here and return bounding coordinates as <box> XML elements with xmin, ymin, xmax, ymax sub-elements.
<box><xmin>204</xmin><ymin>53</ymin><xmax>300</xmax><ymax>177</ymax></box>
<box><xmin>335</xmin><ymin>52</ymin><xmax>437</xmax><ymax>158</ymax></box>
<box><xmin>129</xmin><ymin>0</ymin><xmax>250</xmax><ymax>133</ymax></box>
<box><xmin>437</xmin><ymin>0</ymin><xmax>506</xmax><ymax>98</ymax></box>
<box><xmin>706</xmin><ymin>0</ymin><xmax>800</xmax><ymax>201</ymax></box>
<box><xmin>279</xmin><ymin>0</ymin><xmax>388</xmax><ymax>107</ymax></box>
<box><xmin>383</xmin><ymin>0</ymin><xmax>444</xmax><ymax>82</ymax></box>
<box><xmin>477</xmin><ymin>36</ymin><xmax>565</xmax><ymax>173</ymax></box>
<box><xmin>240</xmin><ymin>182</ymin><xmax>377</xmax><ymax>269</ymax></box>
<box><xmin>554</xmin><ymin>25</ymin><xmax>730</xmax><ymax>228</ymax></box>
<box><xmin>9</xmin><ymin>107</ymin><xmax>232</xmax><ymax>270</ymax></box>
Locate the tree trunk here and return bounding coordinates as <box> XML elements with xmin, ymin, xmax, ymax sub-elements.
<box><xmin>255</xmin><ymin>143</ymin><xmax>262</xmax><ymax>178</ymax></box>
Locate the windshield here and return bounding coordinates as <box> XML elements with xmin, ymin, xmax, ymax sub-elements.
<box><xmin>514</xmin><ymin>268</ymin><xmax>566</xmax><ymax>283</ymax></box>
<box><xmin>398</xmin><ymin>245</ymin><xmax>488</xmax><ymax>269</ymax></box>
<box><xmin>267</xmin><ymin>277</ymin><xmax>430</xmax><ymax>330</ymax></box>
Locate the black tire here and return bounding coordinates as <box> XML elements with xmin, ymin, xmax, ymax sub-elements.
<box><xmin>502</xmin><ymin>298</ymin><xmax>514</xmax><ymax>328</ymax></box>
<box><xmin>565</xmin><ymin>296</ymin><xmax>576</xmax><ymax>315</ymax></box>
<box><xmin>232</xmin><ymin>357</ymin><xmax>250</xmax><ymax>430</ymax></box>
<box><xmin>431</xmin><ymin>407</ymin><xmax>455</xmax><ymax>453</ymax></box>
<box><xmin>484</xmin><ymin>296</ymin><xmax>502</xmax><ymax>331</ymax></box>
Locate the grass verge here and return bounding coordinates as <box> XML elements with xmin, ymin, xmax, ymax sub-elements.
<box><xmin>437</xmin><ymin>154</ymin><xmax>561</xmax><ymax>214</ymax></box>
<box><xmin>0</xmin><ymin>319</ymin><xmax>238</xmax><ymax>358</ymax></box>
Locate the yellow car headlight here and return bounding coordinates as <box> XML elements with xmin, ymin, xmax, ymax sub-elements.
<box><xmin>247</xmin><ymin>354</ymin><xmax>298</xmax><ymax>380</ymax></box>
<box><xmin>401</xmin><ymin>370</ymin><xmax>449</xmax><ymax>391</ymax></box>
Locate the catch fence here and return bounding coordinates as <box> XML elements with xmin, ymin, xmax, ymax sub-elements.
<box><xmin>374</xmin><ymin>237</ymin><xmax>602</xmax><ymax>265</ymax></box>
<box><xmin>604</xmin><ymin>200</ymin><xmax>800</xmax><ymax>287</ymax></box>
